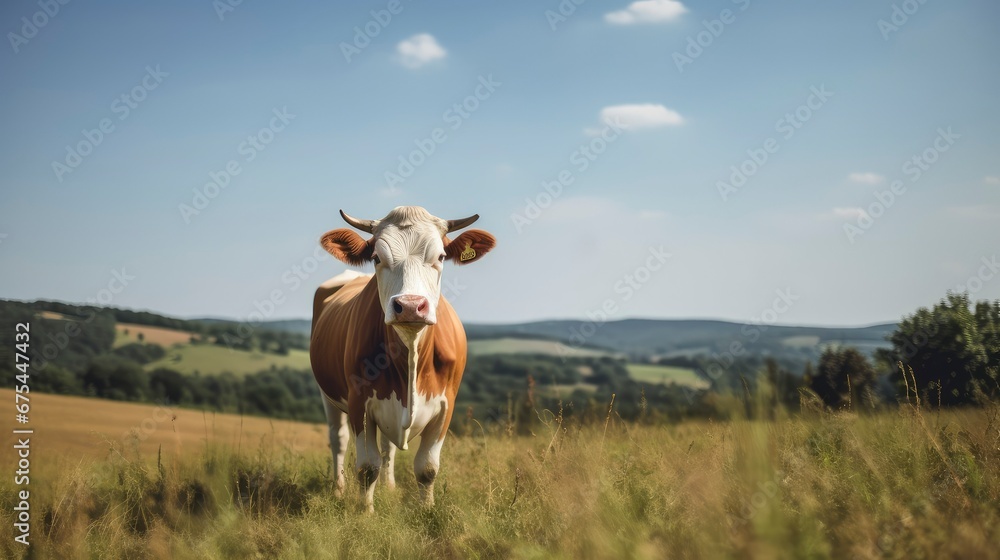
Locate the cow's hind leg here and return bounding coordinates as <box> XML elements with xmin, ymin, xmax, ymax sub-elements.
<box><xmin>355</xmin><ymin>420</ymin><xmax>381</xmax><ymax>513</ymax></box>
<box><xmin>413</xmin><ymin>419</ymin><xmax>446</xmax><ymax>506</ymax></box>
<box><xmin>322</xmin><ymin>396</ymin><xmax>350</xmax><ymax>497</ymax></box>
<box><xmin>379</xmin><ymin>432</ymin><xmax>397</xmax><ymax>490</ymax></box>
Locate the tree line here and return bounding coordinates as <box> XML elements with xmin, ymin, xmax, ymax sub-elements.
<box><xmin>1</xmin><ymin>292</ymin><xmax>997</xmax><ymax>429</ymax></box>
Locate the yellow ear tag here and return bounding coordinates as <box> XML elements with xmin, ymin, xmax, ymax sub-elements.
<box><xmin>460</xmin><ymin>243</ymin><xmax>476</xmax><ymax>262</ymax></box>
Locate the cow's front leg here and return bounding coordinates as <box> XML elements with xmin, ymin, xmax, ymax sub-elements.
<box><xmin>379</xmin><ymin>432</ymin><xmax>397</xmax><ymax>490</ymax></box>
<box><xmin>413</xmin><ymin>418</ymin><xmax>446</xmax><ymax>506</ymax></box>
<box><xmin>322</xmin><ymin>396</ymin><xmax>350</xmax><ymax>497</ymax></box>
<box><xmin>355</xmin><ymin>420</ymin><xmax>381</xmax><ymax>513</ymax></box>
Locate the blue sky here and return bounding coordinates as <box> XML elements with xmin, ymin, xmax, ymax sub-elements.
<box><xmin>1</xmin><ymin>0</ymin><xmax>998</xmax><ymax>327</ymax></box>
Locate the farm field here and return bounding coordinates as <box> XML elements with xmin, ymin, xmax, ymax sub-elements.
<box><xmin>625</xmin><ymin>363</ymin><xmax>708</xmax><ymax>388</ymax></box>
<box><xmin>114</xmin><ymin>323</ymin><xmax>196</xmax><ymax>348</ymax></box>
<box><xmin>2</xmin><ymin>393</ymin><xmax>998</xmax><ymax>559</ymax></box>
<box><xmin>143</xmin><ymin>344</ymin><xmax>313</xmax><ymax>376</ymax></box>
<box><xmin>0</xmin><ymin>389</ymin><xmax>328</xmax><ymax>463</ymax></box>
<box><xmin>468</xmin><ymin>337</ymin><xmax>614</xmax><ymax>358</ymax></box>
<box><xmin>781</xmin><ymin>335</ymin><xmax>821</xmax><ymax>348</ymax></box>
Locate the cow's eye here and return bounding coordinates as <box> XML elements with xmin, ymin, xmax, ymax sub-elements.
<box><xmin>373</xmin><ymin>255</ymin><xmax>381</xmax><ymax>265</ymax></box>
<box><xmin>438</xmin><ymin>254</ymin><xmax>446</xmax><ymax>263</ymax></box>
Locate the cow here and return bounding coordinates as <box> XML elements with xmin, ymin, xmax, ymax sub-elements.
<box><xmin>310</xmin><ymin>206</ymin><xmax>496</xmax><ymax>512</ymax></box>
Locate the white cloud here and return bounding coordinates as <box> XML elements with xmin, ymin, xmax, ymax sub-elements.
<box><xmin>605</xmin><ymin>0</ymin><xmax>687</xmax><ymax>25</ymax></box>
<box><xmin>847</xmin><ymin>172</ymin><xmax>884</xmax><ymax>185</ymax></box>
<box><xmin>540</xmin><ymin>196</ymin><xmax>671</xmax><ymax>226</ymax></box>
<box><xmin>396</xmin><ymin>33</ymin><xmax>446</xmax><ymax>69</ymax></box>
<box><xmin>985</xmin><ymin>176</ymin><xmax>1000</xmax><ymax>185</ymax></box>
<box><xmin>831</xmin><ymin>207</ymin><xmax>869</xmax><ymax>220</ymax></box>
<box><xmin>586</xmin><ymin>103</ymin><xmax>683</xmax><ymax>135</ymax></box>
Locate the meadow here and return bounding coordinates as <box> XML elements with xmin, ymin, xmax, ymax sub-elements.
<box><xmin>2</xmin><ymin>392</ymin><xmax>998</xmax><ymax>559</ymax></box>
<box><xmin>142</xmin><ymin>345</ymin><xmax>313</xmax><ymax>377</ymax></box>
<box><xmin>468</xmin><ymin>338</ymin><xmax>613</xmax><ymax>359</ymax></box>
<box><xmin>624</xmin><ymin>363</ymin><xmax>709</xmax><ymax>389</ymax></box>
<box><xmin>115</xmin><ymin>323</ymin><xmax>196</xmax><ymax>349</ymax></box>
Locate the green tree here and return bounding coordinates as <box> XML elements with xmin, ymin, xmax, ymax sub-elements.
<box><xmin>82</xmin><ymin>356</ymin><xmax>149</xmax><ymax>401</ymax></box>
<box><xmin>761</xmin><ymin>358</ymin><xmax>800</xmax><ymax>413</ymax></box>
<box><xmin>883</xmin><ymin>293</ymin><xmax>999</xmax><ymax>406</ymax></box>
<box><xmin>809</xmin><ymin>347</ymin><xmax>876</xmax><ymax>410</ymax></box>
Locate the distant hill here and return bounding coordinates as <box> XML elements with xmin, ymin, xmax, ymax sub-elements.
<box><xmin>6</xmin><ymin>298</ymin><xmax>897</xmax><ymax>375</ymax></box>
<box><xmin>196</xmin><ymin>317</ymin><xmax>314</xmax><ymax>336</ymax></box>
<box><xmin>248</xmin><ymin>316</ymin><xmax>897</xmax><ymax>368</ymax></box>
<box><xmin>464</xmin><ymin>318</ymin><xmax>896</xmax><ymax>359</ymax></box>
<box><xmin>1</xmin><ymin>298</ymin><xmax>901</xmax><ymax>426</ymax></box>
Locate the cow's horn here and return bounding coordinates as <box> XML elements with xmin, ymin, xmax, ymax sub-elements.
<box><xmin>339</xmin><ymin>209</ymin><xmax>377</xmax><ymax>233</ymax></box>
<box><xmin>446</xmin><ymin>214</ymin><xmax>479</xmax><ymax>233</ymax></box>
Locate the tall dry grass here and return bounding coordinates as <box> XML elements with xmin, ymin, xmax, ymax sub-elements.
<box><xmin>2</xmin><ymin>402</ymin><xmax>999</xmax><ymax>559</ymax></box>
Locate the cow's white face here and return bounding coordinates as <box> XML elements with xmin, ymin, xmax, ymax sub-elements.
<box><xmin>371</xmin><ymin>215</ymin><xmax>447</xmax><ymax>328</ymax></box>
<box><xmin>320</xmin><ymin>206</ymin><xmax>495</xmax><ymax>335</ymax></box>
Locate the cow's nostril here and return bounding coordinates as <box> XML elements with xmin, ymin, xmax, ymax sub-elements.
<box><xmin>417</xmin><ymin>300</ymin><xmax>428</xmax><ymax>313</ymax></box>
<box><xmin>392</xmin><ymin>300</ymin><xmax>404</xmax><ymax>314</ymax></box>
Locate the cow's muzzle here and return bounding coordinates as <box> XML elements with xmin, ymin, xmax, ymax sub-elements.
<box><xmin>387</xmin><ymin>295</ymin><xmax>435</xmax><ymax>325</ymax></box>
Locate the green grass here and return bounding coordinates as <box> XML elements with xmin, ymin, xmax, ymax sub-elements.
<box><xmin>468</xmin><ymin>337</ymin><xmax>614</xmax><ymax>358</ymax></box>
<box><xmin>4</xmin><ymin>405</ymin><xmax>998</xmax><ymax>559</ymax></box>
<box><xmin>144</xmin><ymin>344</ymin><xmax>312</xmax><ymax>376</ymax></box>
<box><xmin>114</xmin><ymin>323</ymin><xmax>197</xmax><ymax>348</ymax></box>
<box><xmin>781</xmin><ymin>335</ymin><xmax>821</xmax><ymax>348</ymax></box>
<box><xmin>626</xmin><ymin>363</ymin><xmax>708</xmax><ymax>388</ymax></box>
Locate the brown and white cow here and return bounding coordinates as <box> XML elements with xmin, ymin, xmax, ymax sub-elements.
<box><xmin>310</xmin><ymin>206</ymin><xmax>495</xmax><ymax>511</ymax></box>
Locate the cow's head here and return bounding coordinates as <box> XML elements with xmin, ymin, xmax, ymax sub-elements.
<box><xmin>320</xmin><ymin>206</ymin><xmax>495</xmax><ymax>332</ymax></box>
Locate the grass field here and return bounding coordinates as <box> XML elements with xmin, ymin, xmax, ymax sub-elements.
<box><xmin>468</xmin><ymin>337</ymin><xmax>613</xmax><ymax>358</ymax></box>
<box><xmin>781</xmin><ymin>335</ymin><xmax>821</xmax><ymax>348</ymax></box>
<box><xmin>143</xmin><ymin>345</ymin><xmax>313</xmax><ymax>376</ymax></box>
<box><xmin>0</xmin><ymin>390</ymin><xmax>328</xmax><ymax>463</ymax></box>
<box><xmin>115</xmin><ymin>323</ymin><xmax>196</xmax><ymax>348</ymax></box>
<box><xmin>37</xmin><ymin>311</ymin><xmax>70</xmax><ymax>321</ymax></box>
<box><xmin>625</xmin><ymin>363</ymin><xmax>708</xmax><ymax>389</ymax></box>
<box><xmin>3</xmin><ymin>392</ymin><xmax>998</xmax><ymax>559</ymax></box>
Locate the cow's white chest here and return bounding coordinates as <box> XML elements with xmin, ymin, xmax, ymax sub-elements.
<box><xmin>366</xmin><ymin>391</ymin><xmax>447</xmax><ymax>450</ymax></box>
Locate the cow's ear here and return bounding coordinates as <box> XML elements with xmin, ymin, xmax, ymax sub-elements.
<box><xmin>320</xmin><ymin>229</ymin><xmax>373</xmax><ymax>266</ymax></box>
<box><xmin>445</xmin><ymin>229</ymin><xmax>495</xmax><ymax>265</ymax></box>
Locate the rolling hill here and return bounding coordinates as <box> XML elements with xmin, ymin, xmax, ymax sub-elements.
<box><xmin>250</xmin><ymin>316</ymin><xmax>897</xmax><ymax>369</ymax></box>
